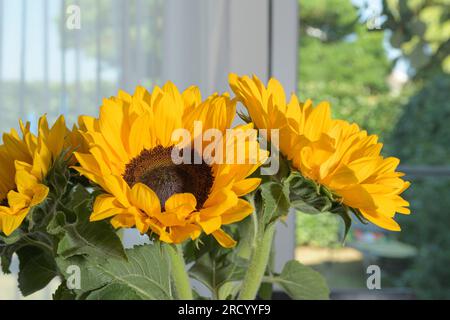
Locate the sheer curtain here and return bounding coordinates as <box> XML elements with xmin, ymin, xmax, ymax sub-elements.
<box><xmin>0</xmin><ymin>0</ymin><xmax>298</xmax><ymax>299</ymax></box>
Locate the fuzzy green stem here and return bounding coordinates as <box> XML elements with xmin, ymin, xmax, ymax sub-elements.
<box><xmin>238</xmin><ymin>223</ymin><xmax>276</xmax><ymax>300</ymax></box>
<box><xmin>165</xmin><ymin>244</ymin><xmax>193</xmax><ymax>300</ymax></box>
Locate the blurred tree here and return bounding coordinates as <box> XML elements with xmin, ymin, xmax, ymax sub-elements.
<box><xmin>395</xmin><ymin>176</ymin><xmax>450</xmax><ymax>299</ymax></box>
<box><xmin>391</xmin><ymin>73</ymin><xmax>450</xmax><ymax>164</ymax></box>
<box><xmin>377</xmin><ymin>0</ymin><xmax>450</xmax><ymax>299</ymax></box>
<box><xmin>299</xmin><ymin>0</ymin><xmax>359</xmax><ymax>42</ymax></box>
<box><xmin>388</xmin><ymin>72</ymin><xmax>450</xmax><ymax>299</ymax></box>
<box><xmin>298</xmin><ymin>0</ymin><xmax>408</xmax><ymax>141</ymax></box>
<box><xmin>296</xmin><ymin>0</ymin><xmax>410</xmax><ymax>251</ymax></box>
<box><xmin>296</xmin><ymin>212</ymin><xmax>341</xmax><ymax>248</ymax></box>
<box><xmin>380</xmin><ymin>0</ymin><xmax>450</xmax><ymax>77</ymax></box>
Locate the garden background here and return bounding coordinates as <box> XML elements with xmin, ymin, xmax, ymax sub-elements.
<box><xmin>297</xmin><ymin>0</ymin><xmax>450</xmax><ymax>299</ymax></box>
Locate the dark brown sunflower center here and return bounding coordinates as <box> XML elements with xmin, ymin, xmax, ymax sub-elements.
<box><xmin>123</xmin><ymin>146</ymin><xmax>213</xmax><ymax>211</ymax></box>
<box><xmin>0</xmin><ymin>197</ymin><xmax>8</xmax><ymax>207</ymax></box>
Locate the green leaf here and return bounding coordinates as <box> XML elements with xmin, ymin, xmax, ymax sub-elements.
<box><xmin>218</xmin><ymin>282</ymin><xmax>241</xmax><ymax>300</ymax></box>
<box><xmin>17</xmin><ymin>246</ymin><xmax>58</xmax><ymax>296</ymax></box>
<box><xmin>330</xmin><ymin>205</ymin><xmax>353</xmax><ymax>241</ymax></box>
<box><xmin>52</xmin><ymin>185</ymin><xmax>126</xmax><ymax>261</ymax></box>
<box><xmin>285</xmin><ymin>171</ymin><xmax>334</xmax><ymax>214</ymax></box>
<box><xmin>290</xmin><ymin>199</ymin><xmax>321</xmax><ymax>214</ymax></box>
<box><xmin>0</xmin><ymin>230</ymin><xmax>25</xmax><ymax>273</ymax></box>
<box><xmin>273</xmin><ymin>260</ymin><xmax>330</xmax><ymax>300</ymax></box>
<box><xmin>86</xmin><ymin>283</ymin><xmax>144</xmax><ymax>300</ymax></box>
<box><xmin>57</xmin><ymin>220</ymin><xmax>126</xmax><ymax>261</ymax></box>
<box><xmin>189</xmin><ymin>253</ymin><xmax>247</xmax><ymax>296</ymax></box>
<box><xmin>259</xmin><ymin>181</ymin><xmax>290</xmax><ymax>225</ymax></box>
<box><xmin>53</xmin><ymin>282</ymin><xmax>76</xmax><ymax>300</ymax></box>
<box><xmin>0</xmin><ymin>232</ymin><xmax>54</xmax><ymax>274</ymax></box>
<box><xmin>57</xmin><ymin>244</ymin><xmax>173</xmax><ymax>300</ymax></box>
<box><xmin>0</xmin><ymin>229</ymin><xmax>24</xmax><ymax>245</ymax></box>
<box><xmin>257</xmin><ymin>282</ymin><xmax>273</xmax><ymax>300</ymax></box>
<box><xmin>0</xmin><ymin>250</ymin><xmax>13</xmax><ymax>274</ymax></box>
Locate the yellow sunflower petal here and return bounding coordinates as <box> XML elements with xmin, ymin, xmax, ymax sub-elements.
<box><xmin>198</xmin><ymin>216</ymin><xmax>222</xmax><ymax>234</ymax></box>
<box><xmin>0</xmin><ymin>208</ymin><xmax>29</xmax><ymax>236</ymax></box>
<box><xmin>360</xmin><ymin>209</ymin><xmax>401</xmax><ymax>231</ymax></box>
<box><xmin>182</xmin><ymin>86</ymin><xmax>202</xmax><ymax>111</ymax></box>
<box><xmin>170</xmin><ymin>224</ymin><xmax>202</xmax><ymax>243</ymax></box>
<box><xmin>110</xmin><ymin>214</ymin><xmax>136</xmax><ymax>229</ymax></box>
<box><xmin>130</xmin><ymin>183</ymin><xmax>161</xmax><ymax>216</ymax></box>
<box><xmin>15</xmin><ymin>170</ymin><xmax>38</xmax><ymax>195</ymax></box>
<box><xmin>75</xmin><ymin>83</ymin><xmax>268</xmax><ymax>243</ymax></box>
<box><xmin>152</xmin><ymin>92</ymin><xmax>183</xmax><ymax>147</ymax></box>
<box><xmin>165</xmin><ymin>193</ymin><xmax>197</xmax><ymax>217</ymax></box>
<box><xmin>221</xmin><ymin>199</ymin><xmax>254</xmax><ymax>225</ymax></box>
<box><xmin>6</xmin><ymin>190</ymin><xmax>30</xmax><ymax>211</ymax></box>
<box><xmin>201</xmin><ymin>188</ymin><xmax>238</xmax><ymax>217</ymax></box>
<box><xmin>212</xmin><ymin>229</ymin><xmax>237</xmax><ymax>248</ymax></box>
<box><xmin>30</xmin><ymin>184</ymin><xmax>49</xmax><ymax>207</ymax></box>
<box><xmin>91</xmin><ymin>194</ymin><xmax>126</xmax><ymax>221</ymax></box>
<box><xmin>229</xmin><ymin>74</ymin><xmax>410</xmax><ymax>232</ymax></box>
<box><xmin>45</xmin><ymin>115</ymin><xmax>67</xmax><ymax>158</ymax></box>
<box><xmin>232</xmin><ymin>178</ymin><xmax>261</xmax><ymax>196</ymax></box>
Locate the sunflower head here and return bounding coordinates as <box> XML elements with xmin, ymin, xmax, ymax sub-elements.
<box><xmin>230</xmin><ymin>73</ymin><xmax>410</xmax><ymax>231</ymax></box>
<box><xmin>75</xmin><ymin>83</ymin><xmax>268</xmax><ymax>247</ymax></box>
<box><xmin>0</xmin><ymin>115</ymin><xmax>74</xmax><ymax>236</ymax></box>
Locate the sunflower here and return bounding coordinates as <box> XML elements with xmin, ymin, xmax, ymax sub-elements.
<box><xmin>229</xmin><ymin>74</ymin><xmax>410</xmax><ymax>231</ymax></box>
<box><xmin>0</xmin><ymin>115</ymin><xmax>75</xmax><ymax>236</ymax></box>
<box><xmin>74</xmin><ymin>83</ymin><xmax>267</xmax><ymax>247</ymax></box>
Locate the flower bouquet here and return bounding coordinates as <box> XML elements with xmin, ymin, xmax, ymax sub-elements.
<box><xmin>0</xmin><ymin>74</ymin><xmax>410</xmax><ymax>300</ymax></box>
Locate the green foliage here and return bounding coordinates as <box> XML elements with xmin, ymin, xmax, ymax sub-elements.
<box><xmin>286</xmin><ymin>169</ymin><xmax>359</xmax><ymax>240</ymax></box>
<box><xmin>389</xmin><ymin>73</ymin><xmax>450</xmax><ymax>164</ymax></box>
<box><xmin>52</xmin><ymin>282</ymin><xmax>76</xmax><ymax>300</ymax></box>
<box><xmin>184</xmin><ymin>232</ymin><xmax>251</xmax><ymax>300</ymax></box>
<box><xmin>299</xmin><ymin>0</ymin><xmax>410</xmax><ymax>142</ymax></box>
<box><xmin>16</xmin><ymin>246</ymin><xmax>58</xmax><ymax>296</ymax></box>
<box><xmin>0</xmin><ymin>154</ymin><xmax>126</xmax><ymax>297</ymax></box>
<box><xmin>299</xmin><ymin>81</ymin><xmax>412</xmax><ymax>141</ymax></box>
<box><xmin>387</xmin><ymin>72</ymin><xmax>450</xmax><ymax>299</ymax></box>
<box><xmin>57</xmin><ymin>244</ymin><xmax>172</xmax><ymax>300</ymax></box>
<box><xmin>300</xmin><ymin>0</ymin><xmax>359</xmax><ymax>42</ymax></box>
<box><xmin>372</xmin><ymin>0</ymin><xmax>450</xmax><ymax>300</ymax></box>
<box><xmin>298</xmin><ymin>0</ymin><xmax>450</xmax><ymax>300</ymax></box>
<box><xmin>52</xmin><ymin>186</ymin><xmax>126</xmax><ymax>261</ymax></box>
<box><xmin>258</xmin><ymin>181</ymin><xmax>290</xmax><ymax>226</ymax></box>
<box><xmin>394</xmin><ymin>178</ymin><xmax>450</xmax><ymax>299</ymax></box>
<box><xmin>0</xmin><ymin>150</ymin><xmax>334</xmax><ymax>300</ymax></box>
<box><xmin>300</xmin><ymin>0</ymin><xmax>390</xmax><ymax>91</ymax></box>
<box><xmin>297</xmin><ymin>0</ymin><xmax>415</xmax><ymax>250</ymax></box>
<box><xmin>270</xmin><ymin>260</ymin><xmax>330</xmax><ymax>300</ymax></box>
<box><xmin>285</xmin><ymin>171</ymin><xmax>334</xmax><ymax>214</ymax></box>
<box><xmin>189</xmin><ymin>248</ymin><xmax>247</xmax><ymax>300</ymax></box>
<box><xmin>184</xmin><ymin>174</ymin><xmax>335</xmax><ymax>300</ymax></box>
<box><xmin>296</xmin><ymin>212</ymin><xmax>341</xmax><ymax>248</ymax></box>
<box><xmin>382</xmin><ymin>0</ymin><xmax>450</xmax><ymax>76</ymax></box>
<box><xmin>299</xmin><ymin>34</ymin><xmax>390</xmax><ymax>93</ymax></box>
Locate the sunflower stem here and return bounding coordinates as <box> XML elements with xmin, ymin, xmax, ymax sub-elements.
<box><xmin>238</xmin><ymin>223</ymin><xmax>276</xmax><ymax>300</ymax></box>
<box><xmin>165</xmin><ymin>243</ymin><xmax>193</xmax><ymax>300</ymax></box>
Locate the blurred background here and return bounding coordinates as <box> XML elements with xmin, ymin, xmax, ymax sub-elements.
<box><xmin>296</xmin><ymin>0</ymin><xmax>450</xmax><ymax>300</ymax></box>
<box><xmin>0</xmin><ymin>0</ymin><xmax>449</xmax><ymax>299</ymax></box>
